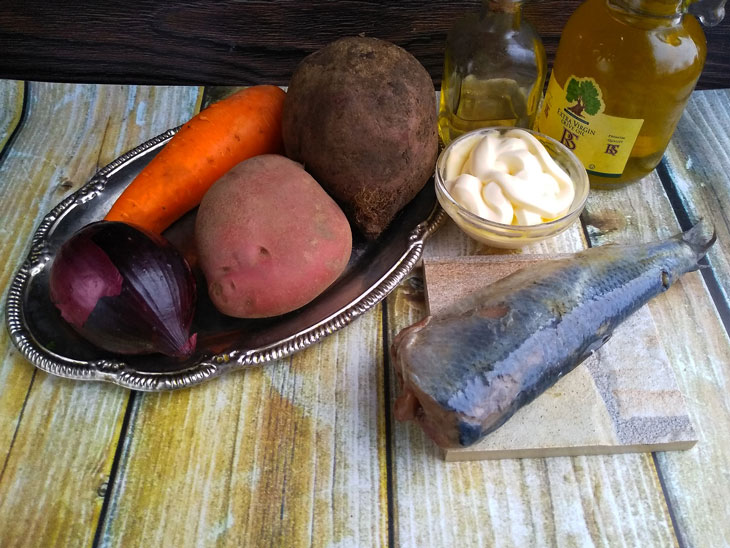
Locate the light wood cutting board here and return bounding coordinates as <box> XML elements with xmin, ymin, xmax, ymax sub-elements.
<box><xmin>421</xmin><ymin>255</ymin><xmax>697</xmax><ymax>462</ymax></box>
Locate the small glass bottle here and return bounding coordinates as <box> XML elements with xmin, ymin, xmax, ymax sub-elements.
<box><xmin>534</xmin><ymin>0</ymin><xmax>725</xmax><ymax>188</ymax></box>
<box><xmin>438</xmin><ymin>0</ymin><xmax>547</xmax><ymax>146</ymax></box>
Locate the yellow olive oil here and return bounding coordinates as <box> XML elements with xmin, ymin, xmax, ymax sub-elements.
<box><xmin>534</xmin><ymin>0</ymin><xmax>707</xmax><ymax>188</ymax></box>
<box><xmin>438</xmin><ymin>0</ymin><xmax>546</xmax><ymax>145</ymax></box>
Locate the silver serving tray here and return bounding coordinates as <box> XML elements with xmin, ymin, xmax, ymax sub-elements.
<box><xmin>6</xmin><ymin>128</ymin><xmax>443</xmax><ymax>391</ymax></box>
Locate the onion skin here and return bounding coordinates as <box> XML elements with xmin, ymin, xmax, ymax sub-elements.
<box><xmin>49</xmin><ymin>221</ymin><xmax>197</xmax><ymax>358</ymax></box>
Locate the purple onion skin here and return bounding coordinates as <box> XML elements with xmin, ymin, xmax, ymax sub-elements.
<box><xmin>49</xmin><ymin>221</ymin><xmax>197</xmax><ymax>358</ymax></box>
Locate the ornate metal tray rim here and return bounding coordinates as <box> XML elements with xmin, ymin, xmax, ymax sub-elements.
<box><xmin>5</xmin><ymin>127</ymin><xmax>445</xmax><ymax>392</ymax></box>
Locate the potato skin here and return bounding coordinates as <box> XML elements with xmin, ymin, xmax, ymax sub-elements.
<box><xmin>195</xmin><ymin>154</ymin><xmax>352</xmax><ymax>318</ymax></box>
<box><xmin>282</xmin><ymin>37</ymin><xmax>438</xmax><ymax>239</ymax></box>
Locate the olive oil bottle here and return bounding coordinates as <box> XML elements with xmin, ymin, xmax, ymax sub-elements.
<box><xmin>534</xmin><ymin>0</ymin><xmax>724</xmax><ymax>188</ymax></box>
<box><xmin>438</xmin><ymin>0</ymin><xmax>547</xmax><ymax>145</ymax></box>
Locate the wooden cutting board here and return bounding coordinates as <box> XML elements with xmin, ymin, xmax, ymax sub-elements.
<box><xmin>422</xmin><ymin>255</ymin><xmax>698</xmax><ymax>462</ymax></box>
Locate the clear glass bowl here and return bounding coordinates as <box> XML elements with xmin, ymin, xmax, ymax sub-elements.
<box><xmin>435</xmin><ymin>127</ymin><xmax>589</xmax><ymax>249</ymax></box>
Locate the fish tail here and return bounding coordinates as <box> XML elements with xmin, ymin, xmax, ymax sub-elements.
<box><xmin>679</xmin><ymin>219</ymin><xmax>716</xmax><ymax>264</ymax></box>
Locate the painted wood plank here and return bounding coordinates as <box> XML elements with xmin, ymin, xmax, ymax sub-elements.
<box><xmin>0</xmin><ymin>79</ymin><xmax>32</xmax><ymax>467</ymax></box>
<box><xmin>0</xmin><ymin>82</ymin><xmax>202</xmax><ymax>546</ymax></box>
<box><xmin>98</xmin><ymin>309</ymin><xmax>388</xmax><ymax>547</ymax></box>
<box><xmin>662</xmin><ymin>89</ymin><xmax>730</xmax><ymax>303</ymax></box>
<box><xmin>0</xmin><ymin>80</ymin><xmax>23</xmax><ymax>154</ymax></box>
<box><xmin>424</xmin><ymin>216</ymin><xmax>588</xmax><ymax>259</ymax></box>
<box><xmin>387</xmin><ymin>212</ymin><xmax>679</xmax><ymax>545</ymax></box>
<box><xmin>632</xmin><ymin>89</ymin><xmax>730</xmax><ymax>548</ymax></box>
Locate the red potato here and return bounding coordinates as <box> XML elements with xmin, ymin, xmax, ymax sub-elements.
<box><xmin>195</xmin><ymin>154</ymin><xmax>352</xmax><ymax>318</ymax></box>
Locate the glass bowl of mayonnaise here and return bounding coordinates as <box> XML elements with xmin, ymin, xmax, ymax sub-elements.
<box><xmin>435</xmin><ymin>127</ymin><xmax>589</xmax><ymax>248</ymax></box>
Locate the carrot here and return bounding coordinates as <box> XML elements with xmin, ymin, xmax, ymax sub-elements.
<box><xmin>105</xmin><ymin>85</ymin><xmax>286</xmax><ymax>234</ymax></box>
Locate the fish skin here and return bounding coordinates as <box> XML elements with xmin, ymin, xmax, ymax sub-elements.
<box><xmin>392</xmin><ymin>221</ymin><xmax>716</xmax><ymax>449</ymax></box>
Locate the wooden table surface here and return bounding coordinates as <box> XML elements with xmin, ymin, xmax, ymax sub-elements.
<box><xmin>1</xmin><ymin>80</ymin><xmax>729</xmax><ymax>547</ymax></box>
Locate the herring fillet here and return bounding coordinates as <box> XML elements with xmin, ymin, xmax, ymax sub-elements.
<box><xmin>392</xmin><ymin>221</ymin><xmax>716</xmax><ymax>449</ymax></box>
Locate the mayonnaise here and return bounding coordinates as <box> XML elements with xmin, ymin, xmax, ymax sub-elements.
<box><xmin>443</xmin><ymin>129</ymin><xmax>575</xmax><ymax>226</ymax></box>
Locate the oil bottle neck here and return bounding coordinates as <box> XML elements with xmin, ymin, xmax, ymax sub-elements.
<box><xmin>482</xmin><ymin>0</ymin><xmax>524</xmax><ymax>15</ymax></box>
<box><xmin>606</xmin><ymin>0</ymin><xmax>686</xmax><ymax>23</ymax></box>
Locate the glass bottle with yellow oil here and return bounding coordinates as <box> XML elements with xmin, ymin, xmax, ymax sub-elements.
<box><xmin>438</xmin><ymin>0</ymin><xmax>547</xmax><ymax>146</ymax></box>
<box><xmin>534</xmin><ymin>0</ymin><xmax>726</xmax><ymax>188</ymax></box>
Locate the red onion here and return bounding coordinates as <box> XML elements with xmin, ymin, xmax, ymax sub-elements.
<box><xmin>50</xmin><ymin>221</ymin><xmax>197</xmax><ymax>358</ymax></box>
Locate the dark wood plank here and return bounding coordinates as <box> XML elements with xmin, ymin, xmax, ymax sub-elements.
<box><xmin>1</xmin><ymin>0</ymin><xmax>729</xmax><ymax>88</ymax></box>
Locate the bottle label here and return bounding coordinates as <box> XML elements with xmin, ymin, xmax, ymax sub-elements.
<box><xmin>534</xmin><ymin>74</ymin><xmax>644</xmax><ymax>178</ymax></box>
